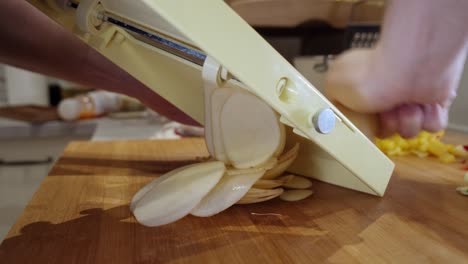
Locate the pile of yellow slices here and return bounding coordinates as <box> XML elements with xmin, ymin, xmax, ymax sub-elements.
<box><xmin>375</xmin><ymin>131</ymin><xmax>467</xmax><ymax>163</ymax></box>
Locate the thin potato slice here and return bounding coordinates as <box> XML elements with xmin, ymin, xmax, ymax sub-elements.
<box><xmin>243</xmin><ymin>187</ymin><xmax>283</xmax><ymax>198</ymax></box>
<box><xmin>191</xmin><ymin>170</ymin><xmax>265</xmax><ymax>217</ymax></box>
<box><xmin>225</xmin><ymin>158</ymin><xmax>277</xmax><ymax>176</ymax></box>
<box><xmin>254</xmin><ymin>174</ymin><xmax>294</xmax><ymax>189</ymax></box>
<box><xmin>130</xmin><ymin>164</ymin><xmax>197</xmax><ymax>212</ymax></box>
<box><xmin>273</xmin><ymin>121</ymin><xmax>287</xmax><ymax>157</ymax></box>
<box><xmin>133</xmin><ymin>161</ymin><xmax>225</xmax><ymax>227</ymax></box>
<box><xmin>226</xmin><ymin>167</ymin><xmax>265</xmax><ymax>176</ymax></box>
<box><xmin>263</xmin><ymin>153</ymin><xmax>297</xmax><ymax>179</ymax></box>
<box><xmin>256</xmin><ymin>157</ymin><xmax>278</xmax><ymax>170</ymax></box>
<box><xmin>202</xmin><ymin>77</ymin><xmax>216</xmax><ymax>158</ymax></box>
<box><xmin>279</xmin><ymin>143</ymin><xmax>300</xmax><ymax>163</ymax></box>
<box><xmin>280</xmin><ymin>190</ymin><xmax>313</xmax><ymax>202</ymax></box>
<box><xmin>221</xmin><ymin>92</ymin><xmax>283</xmax><ymax>169</ymax></box>
<box><xmin>278</xmin><ymin>174</ymin><xmax>294</xmax><ymax>184</ymax></box>
<box><xmin>253</xmin><ymin>179</ymin><xmax>283</xmax><ymax>189</ymax></box>
<box><xmin>210</xmin><ymin>88</ymin><xmax>236</xmax><ymax>162</ymax></box>
<box><xmin>282</xmin><ymin>175</ymin><xmax>313</xmax><ymax>189</ymax></box>
<box><xmin>237</xmin><ymin>189</ymin><xmax>283</xmax><ymax>204</ymax></box>
<box><xmin>262</xmin><ymin>144</ymin><xmax>300</xmax><ymax>180</ymax></box>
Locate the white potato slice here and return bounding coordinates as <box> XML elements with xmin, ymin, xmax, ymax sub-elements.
<box><xmin>130</xmin><ymin>164</ymin><xmax>197</xmax><ymax>212</ymax></box>
<box><xmin>263</xmin><ymin>155</ymin><xmax>296</xmax><ymax>179</ymax></box>
<box><xmin>133</xmin><ymin>161</ymin><xmax>225</xmax><ymax>227</ymax></box>
<box><xmin>279</xmin><ymin>190</ymin><xmax>313</xmax><ymax>202</ymax></box>
<box><xmin>237</xmin><ymin>188</ymin><xmax>284</xmax><ymax>204</ymax></box>
<box><xmin>278</xmin><ymin>143</ymin><xmax>300</xmax><ymax>163</ymax></box>
<box><xmin>225</xmin><ymin>158</ymin><xmax>277</xmax><ymax>176</ymax></box>
<box><xmin>278</xmin><ymin>174</ymin><xmax>295</xmax><ymax>184</ymax></box>
<box><xmin>226</xmin><ymin>166</ymin><xmax>265</xmax><ymax>176</ymax></box>
<box><xmin>210</xmin><ymin>88</ymin><xmax>236</xmax><ymax>162</ymax></box>
<box><xmin>191</xmin><ymin>170</ymin><xmax>265</xmax><ymax>217</ymax></box>
<box><xmin>282</xmin><ymin>175</ymin><xmax>313</xmax><ymax>189</ymax></box>
<box><xmin>274</xmin><ymin>121</ymin><xmax>286</xmax><ymax>157</ymax></box>
<box><xmin>220</xmin><ymin>92</ymin><xmax>282</xmax><ymax>169</ymax></box>
<box><xmin>253</xmin><ymin>179</ymin><xmax>283</xmax><ymax>189</ymax></box>
<box><xmin>262</xmin><ymin>144</ymin><xmax>300</xmax><ymax>179</ymax></box>
<box><xmin>202</xmin><ymin>81</ymin><xmax>216</xmax><ymax>158</ymax></box>
<box><xmin>243</xmin><ymin>187</ymin><xmax>283</xmax><ymax>198</ymax></box>
<box><xmin>256</xmin><ymin>157</ymin><xmax>278</xmax><ymax>170</ymax></box>
<box><xmin>237</xmin><ymin>193</ymin><xmax>282</xmax><ymax>204</ymax></box>
<box><xmin>253</xmin><ymin>174</ymin><xmax>293</xmax><ymax>189</ymax></box>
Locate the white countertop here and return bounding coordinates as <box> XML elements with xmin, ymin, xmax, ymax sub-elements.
<box><xmin>0</xmin><ymin>117</ymin><xmax>96</xmax><ymax>139</ymax></box>
<box><xmin>90</xmin><ymin>117</ymin><xmax>165</xmax><ymax>141</ymax></box>
<box><xmin>0</xmin><ymin>115</ymin><xmax>170</xmax><ymax>141</ymax></box>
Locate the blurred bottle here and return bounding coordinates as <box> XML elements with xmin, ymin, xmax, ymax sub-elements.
<box><xmin>58</xmin><ymin>91</ymin><xmax>119</xmax><ymax>121</ymax></box>
<box><xmin>58</xmin><ymin>91</ymin><xmax>146</xmax><ymax>121</ymax></box>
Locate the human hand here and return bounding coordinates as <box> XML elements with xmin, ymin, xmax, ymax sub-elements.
<box><xmin>325</xmin><ymin>0</ymin><xmax>468</xmax><ymax>138</ymax></box>
<box><xmin>325</xmin><ymin>47</ymin><xmax>463</xmax><ymax>138</ymax></box>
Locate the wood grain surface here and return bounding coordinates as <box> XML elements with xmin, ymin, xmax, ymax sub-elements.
<box><xmin>0</xmin><ymin>134</ymin><xmax>467</xmax><ymax>263</ymax></box>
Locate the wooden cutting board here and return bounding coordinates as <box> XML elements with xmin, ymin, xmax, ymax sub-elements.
<box><xmin>0</xmin><ymin>135</ymin><xmax>467</xmax><ymax>263</ymax></box>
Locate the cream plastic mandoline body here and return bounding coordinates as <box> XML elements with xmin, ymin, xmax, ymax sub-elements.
<box><xmin>30</xmin><ymin>0</ymin><xmax>394</xmax><ymax>196</ymax></box>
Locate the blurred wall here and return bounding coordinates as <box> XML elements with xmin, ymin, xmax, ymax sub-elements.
<box><xmin>4</xmin><ymin>65</ymin><xmax>49</xmax><ymax>106</ymax></box>
<box><xmin>449</xmin><ymin>59</ymin><xmax>468</xmax><ymax>132</ymax></box>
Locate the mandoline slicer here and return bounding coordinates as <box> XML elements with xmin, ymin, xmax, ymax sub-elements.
<box><xmin>30</xmin><ymin>0</ymin><xmax>394</xmax><ymax>196</ymax></box>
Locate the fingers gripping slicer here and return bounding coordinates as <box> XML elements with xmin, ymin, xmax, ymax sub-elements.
<box><xmin>31</xmin><ymin>0</ymin><xmax>394</xmax><ymax>196</ymax></box>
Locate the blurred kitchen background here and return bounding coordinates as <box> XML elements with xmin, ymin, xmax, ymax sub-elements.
<box><xmin>0</xmin><ymin>0</ymin><xmax>467</xmax><ymax>240</ymax></box>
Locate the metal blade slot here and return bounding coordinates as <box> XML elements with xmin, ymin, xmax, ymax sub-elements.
<box><xmin>106</xmin><ymin>17</ymin><xmax>207</xmax><ymax>66</ymax></box>
<box><xmin>67</xmin><ymin>1</ymin><xmax>207</xmax><ymax>65</ymax></box>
